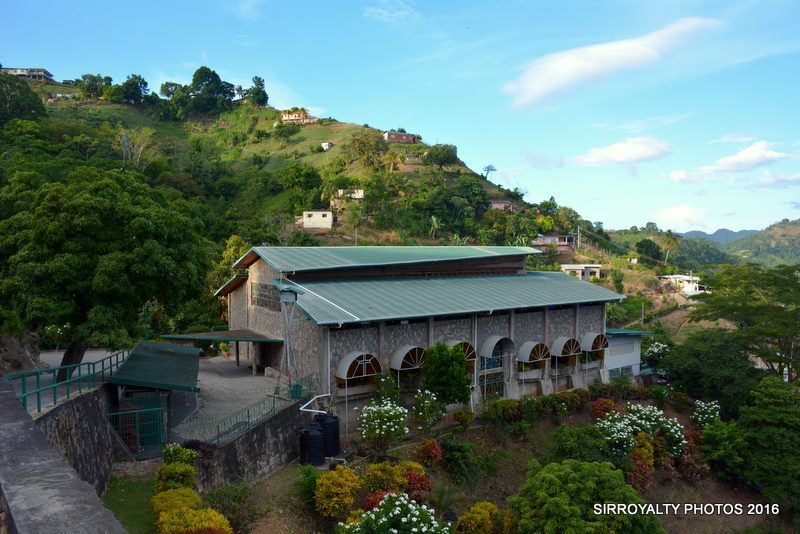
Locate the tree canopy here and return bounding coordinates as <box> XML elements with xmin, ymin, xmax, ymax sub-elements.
<box><xmin>0</xmin><ymin>73</ymin><xmax>45</xmax><ymax>126</ymax></box>
<box><xmin>691</xmin><ymin>263</ymin><xmax>800</xmax><ymax>382</ymax></box>
<box><xmin>422</xmin><ymin>342</ymin><xmax>471</xmax><ymax>404</ymax></box>
<box><xmin>423</xmin><ymin>144</ymin><xmax>459</xmax><ymax>169</ymax></box>
<box><xmin>506</xmin><ymin>460</ymin><xmax>663</xmax><ymax>533</ymax></box>
<box><xmin>0</xmin><ymin>168</ymin><xmax>209</xmax><ymax>370</ymax></box>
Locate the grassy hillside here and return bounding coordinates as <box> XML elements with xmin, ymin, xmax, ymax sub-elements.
<box><xmin>723</xmin><ymin>219</ymin><xmax>800</xmax><ymax>266</ymax></box>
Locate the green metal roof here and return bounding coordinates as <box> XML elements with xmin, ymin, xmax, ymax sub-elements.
<box><xmin>279</xmin><ymin>271</ymin><xmax>623</xmax><ymax>326</ymax></box>
<box><xmin>234</xmin><ymin>245</ymin><xmax>540</xmax><ymax>272</ymax></box>
<box><xmin>110</xmin><ymin>342</ymin><xmax>201</xmax><ymax>392</ymax></box>
<box><xmin>605</xmin><ymin>328</ymin><xmax>653</xmax><ymax>337</ymax></box>
<box><xmin>160</xmin><ymin>329</ymin><xmax>283</xmax><ymax>343</ymax></box>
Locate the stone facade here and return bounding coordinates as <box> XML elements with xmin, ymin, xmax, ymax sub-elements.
<box><xmin>547</xmin><ymin>307</ymin><xmax>576</xmax><ymax>341</ymax></box>
<box><xmin>515</xmin><ymin>311</ymin><xmax>545</xmax><ymax>342</ymax></box>
<box><xmin>432</xmin><ymin>317</ymin><xmax>472</xmax><ymax>344</ymax></box>
<box><xmin>477</xmin><ymin>312</ymin><xmax>511</xmax><ymax>341</ymax></box>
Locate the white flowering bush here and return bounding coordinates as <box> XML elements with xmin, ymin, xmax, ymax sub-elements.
<box><xmin>412</xmin><ymin>390</ymin><xmax>445</xmax><ymax>436</ymax></box>
<box><xmin>597</xmin><ymin>403</ymin><xmax>687</xmax><ymax>460</ymax></box>
<box><xmin>338</xmin><ymin>492</ymin><xmax>450</xmax><ymax>533</ymax></box>
<box><xmin>643</xmin><ymin>341</ymin><xmax>669</xmax><ymax>368</ymax></box>
<box><xmin>358</xmin><ymin>399</ymin><xmax>409</xmax><ymax>453</ymax></box>
<box><xmin>596</xmin><ymin>411</ymin><xmax>634</xmax><ymax>459</ymax></box>
<box><xmin>691</xmin><ymin>400</ymin><xmax>721</xmax><ymax>428</ymax></box>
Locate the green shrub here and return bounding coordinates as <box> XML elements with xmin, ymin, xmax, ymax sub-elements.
<box><xmin>204</xmin><ymin>480</ymin><xmax>257</xmax><ymax>533</ymax></box>
<box><xmin>415</xmin><ymin>438</ymin><xmax>443</xmax><ymax>467</ymax></box>
<box><xmin>150</xmin><ymin>487</ymin><xmax>202</xmax><ymax>516</ymax></box>
<box><xmin>456</xmin><ymin>501</ymin><xmax>500</xmax><ymax>533</ymax></box>
<box><xmin>314</xmin><ymin>465</ymin><xmax>362</xmax><ymax>519</ymax></box>
<box><xmin>157</xmin><ymin>507</ymin><xmax>233</xmax><ymax>534</ymax></box>
<box><xmin>373</xmin><ymin>372</ymin><xmax>400</xmax><ymax>403</ymax></box>
<box><xmin>549</xmin><ymin>425</ymin><xmax>610</xmax><ymax>463</ymax></box>
<box><xmin>364</xmin><ymin>462</ymin><xmax>406</xmax><ymax>492</ymax></box>
<box><xmin>295</xmin><ymin>464</ymin><xmax>321</xmax><ymax>505</ymax></box>
<box><xmin>412</xmin><ymin>389</ymin><xmax>445</xmax><ymax>436</ymax></box>
<box><xmin>340</xmin><ymin>493</ymin><xmax>450</xmax><ymax>533</ymax></box>
<box><xmin>649</xmin><ymin>385</ymin><xmax>669</xmax><ymax>408</ymax></box>
<box><xmin>163</xmin><ymin>444</ymin><xmax>200</xmax><ymax>465</ymax></box>
<box><xmin>156</xmin><ymin>462</ymin><xmax>196</xmax><ymax>493</ymax></box>
<box><xmin>453</xmin><ymin>409</ymin><xmax>474</xmax><ymax>431</ymax></box>
<box><xmin>520</xmin><ymin>396</ymin><xmax>542</xmax><ymax>423</ymax></box>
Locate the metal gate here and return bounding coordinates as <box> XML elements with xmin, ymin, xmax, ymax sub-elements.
<box><xmin>108</xmin><ymin>392</ymin><xmax>166</xmax><ymax>459</ymax></box>
<box><xmin>479</xmin><ymin>353</ymin><xmax>505</xmax><ymax>398</ymax></box>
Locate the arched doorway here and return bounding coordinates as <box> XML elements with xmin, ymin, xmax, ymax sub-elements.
<box><xmin>478</xmin><ymin>336</ymin><xmax>515</xmax><ymax>398</ymax></box>
<box><xmin>389</xmin><ymin>345</ymin><xmax>426</xmax><ymax>388</ymax></box>
<box><xmin>516</xmin><ymin>341</ymin><xmax>550</xmax><ymax>396</ymax></box>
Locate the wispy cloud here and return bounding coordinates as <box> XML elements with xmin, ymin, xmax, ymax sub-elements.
<box><xmin>758</xmin><ymin>170</ymin><xmax>800</xmax><ymax>188</ymax></box>
<box><xmin>707</xmin><ymin>133</ymin><xmax>757</xmax><ymax>144</ymax></box>
<box><xmin>701</xmin><ymin>140</ymin><xmax>786</xmax><ymax>173</ymax></box>
<box><xmin>788</xmin><ymin>201</ymin><xmax>800</xmax><ymax>210</ymax></box>
<box><xmin>363</xmin><ymin>0</ymin><xmax>420</xmax><ymax>25</ymax></box>
<box><xmin>503</xmin><ymin>17</ymin><xmax>721</xmax><ymax>108</ymax></box>
<box><xmin>586</xmin><ymin>112</ymin><xmax>694</xmax><ymax>133</ymax></box>
<box><xmin>234</xmin><ymin>0</ymin><xmax>265</xmax><ymax>20</ymax></box>
<box><xmin>571</xmin><ymin>137</ymin><xmax>671</xmax><ymax>167</ymax></box>
<box><xmin>669</xmin><ymin>140</ymin><xmax>788</xmax><ymax>183</ymax></box>
<box><xmin>657</xmin><ymin>204</ymin><xmax>708</xmax><ymax>230</ymax></box>
<box><xmin>523</xmin><ymin>150</ymin><xmax>564</xmax><ymax>169</ymax></box>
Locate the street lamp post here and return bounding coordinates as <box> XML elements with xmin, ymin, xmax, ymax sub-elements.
<box><xmin>276</xmin><ymin>288</ymin><xmax>299</xmax><ymax>396</ymax></box>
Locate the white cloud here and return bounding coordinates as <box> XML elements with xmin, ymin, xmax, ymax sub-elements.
<box><xmin>667</xmin><ymin>170</ymin><xmax>708</xmax><ymax>183</ymax></box>
<box><xmin>657</xmin><ymin>204</ymin><xmax>708</xmax><ymax>230</ymax></box>
<box><xmin>234</xmin><ymin>0</ymin><xmax>265</xmax><ymax>20</ymax></box>
<box><xmin>503</xmin><ymin>17</ymin><xmax>721</xmax><ymax>108</ymax></box>
<box><xmin>701</xmin><ymin>140</ymin><xmax>786</xmax><ymax>173</ymax></box>
<box><xmin>571</xmin><ymin>137</ymin><xmax>671</xmax><ymax>167</ymax></box>
<box><xmin>707</xmin><ymin>133</ymin><xmax>757</xmax><ymax>144</ymax></box>
<box><xmin>758</xmin><ymin>170</ymin><xmax>800</xmax><ymax>188</ymax></box>
<box><xmin>363</xmin><ymin>0</ymin><xmax>420</xmax><ymax>24</ymax></box>
<box><xmin>586</xmin><ymin>112</ymin><xmax>694</xmax><ymax>133</ymax></box>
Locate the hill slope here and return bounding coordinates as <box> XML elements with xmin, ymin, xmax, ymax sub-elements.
<box><xmin>722</xmin><ymin>219</ymin><xmax>800</xmax><ymax>266</ymax></box>
<box><xmin>682</xmin><ymin>228</ymin><xmax>758</xmax><ymax>245</ymax></box>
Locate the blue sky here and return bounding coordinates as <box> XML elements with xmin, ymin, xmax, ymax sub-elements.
<box><xmin>4</xmin><ymin>0</ymin><xmax>800</xmax><ymax>232</ymax></box>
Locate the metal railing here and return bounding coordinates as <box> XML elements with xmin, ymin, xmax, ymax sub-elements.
<box><xmin>171</xmin><ymin>394</ymin><xmax>294</xmax><ymax>446</ymax></box>
<box><xmin>4</xmin><ymin>350</ymin><xmax>129</xmax><ymax>413</ymax></box>
<box><xmin>106</xmin><ymin>407</ymin><xmax>164</xmax><ymax>460</ymax></box>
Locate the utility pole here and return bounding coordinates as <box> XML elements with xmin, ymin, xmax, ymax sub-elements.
<box><xmin>577</xmin><ymin>227</ymin><xmax>581</xmax><ymax>249</ymax></box>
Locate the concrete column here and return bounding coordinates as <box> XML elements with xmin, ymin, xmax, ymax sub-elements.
<box><xmin>574</xmin><ymin>304</ymin><xmax>579</xmax><ymax>338</ymax></box>
<box><xmin>509</xmin><ymin>309</ymin><xmax>515</xmax><ymax>340</ymax></box>
<box><xmin>543</xmin><ymin>308</ymin><xmax>549</xmax><ymax>343</ymax></box>
<box><xmin>428</xmin><ymin>317</ymin><xmax>434</xmax><ymax>346</ymax></box>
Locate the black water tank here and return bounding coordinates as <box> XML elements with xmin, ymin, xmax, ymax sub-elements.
<box><xmin>315</xmin><ymin>413</ymin><xmax>341</xmax><ymax>457</ymax></box>
<box><xmin>299</xmin><ymin>424</ymin><xmax>325</xmax><ymax>466</ymax></box>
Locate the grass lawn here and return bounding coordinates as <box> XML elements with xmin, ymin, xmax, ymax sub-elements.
<box><xmin>103</xmin><ymin>475</ymin><xmax>157</xmax><ymax>534</ymax></box>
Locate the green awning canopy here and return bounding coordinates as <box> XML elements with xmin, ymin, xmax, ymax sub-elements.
<box><xmin>159</xmin><ymin>329</ymin><xmax>283</xmax><ymax>343</ymax></box>
<box><xmin>111</xmin><ymin>341</ymin><xmax>202</xmax><ymax>392</ymax></box>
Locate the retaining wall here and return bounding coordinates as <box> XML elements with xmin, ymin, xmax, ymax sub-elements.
<box><xmin>0</xmin><ymin>381</ymin><xmax>125</xmax><ymax>534</ymax></box>
<box><xmin>196</xmin><ymin>399</ymin><xmax>309</xmax><ymax>491</ymax></box>
<box><xmin>34</xmin><ymin>384</ymin><xmax>116</xmax><ymax>496</ymax></box>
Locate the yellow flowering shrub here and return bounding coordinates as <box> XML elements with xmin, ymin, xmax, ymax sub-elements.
<box><xmin>157</xmin><ymin>507</ymin><xmax>233</xmax><ymax>534</ymax></box>
<box><xmin>314</xmin><ymin>465</ymin><xmax>363</xmax><ymax>519</ymax></box>
<box><xmin>150</xmin><ymin>487</ymin><xmax>202</xmax><ymax>516</ymax></box>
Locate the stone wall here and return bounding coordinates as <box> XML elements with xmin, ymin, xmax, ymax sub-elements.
<box><xmin>34</xmin><ymin>385</ymin><xmax>115</xmax><ymax>497</ymax></box>
<box><xmin>383</xmin><ymin>321</ymin><xmax>427</xmax><ymax>355</ymax></box>
<box><xmin>547</xmin><ymin>307</ymin><xmax>575</xmax><ymax>341</ymax></box>
<box><xmin>432</xmin><ymin>317</ymin><xmax>472</xmax><ymax>344</ymax></box>
<box><xmin>578</xmin><ymin>304</ymin><xmax>604</xmax><ymax>335</ymax></box>
<box><xmin>195</xmin><ymin>399</ymin><xmax>309</xmax><ymax>492</ymax></box>
<box><xmin>515</xmin><ymin>311</ymin><xmax>545</xmax><ymax>341</ymax></box>
<box><xmin>0</xmin><ymin>332</ymin><xmax>42</xmax><ymax>376</ymax></box>
<box><xmin>477</xmin><ymin>312</ymin><xmax>510</xmax><ymax>340</ymax></box>
<box><xmin>0</xmin><ymin>382</ymin><xmax>125</xmax><ymax>534</ymax></box>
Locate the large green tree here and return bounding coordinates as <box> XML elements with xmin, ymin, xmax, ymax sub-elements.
<box><xmin>0</xmin><ymin>73</ymin><xmax>45</xmax><ymax>126</ymax></box>
<box><xmin>422</xmin><ymin>342</ymin><xmax>471</xmax><ymax>404</ymax></box>
<box><xmin>246</xmin><ymin>76</ymin><xmax>268</xmax><ymax>106</ymax></box>
<box><xmin>703</xmin><ymin>376</ymin><xmax>800</xmax><ymax>510</ymax></box>
<box><xmin>423</xmin><ymin>144</ymin><xmax>459</xmax><ymax>169</ymax></box>
<box><xmin>0</xmin><ymin>168</ymin><xmax>209</xmax><ymax>375</ymax></box>
<box><xmin>662</xmin><ymin>328</ymin><xmax>765</xmax><ymax>417</ymax></box>
<box><xmin>691</xmin><ymin>263</ymin><xmax>800</xmax><ymax>381</ymax></box>
<box><xmin>121</xmin><ymin>74</ymin><xmax>149</xmax><ymax>104</ymax></box>
<box><xmin>506</xmin><ymin>460</ymin><xmax>663</xmax><ymax>533</ymax></box>
<box><xmin>343</xmin><ymin>130</ymin><xmax>388</xmax><ymax>169</ymax></box>
<box><xmin>635</xmin><ymin>238</ymin><xmax>663</xmax><ymax>266</ymax></box>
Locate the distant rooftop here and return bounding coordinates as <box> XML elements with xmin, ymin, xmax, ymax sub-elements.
<box><xmin>234</xmin><ymin>246</ymin><xmax>540</xmax><ymax>273</ymax></box>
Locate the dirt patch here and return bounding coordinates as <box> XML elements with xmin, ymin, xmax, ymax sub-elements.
<box><xmin>111</xmin><ymin>458</ymin><xmax>162</xmax><ymax>477</ymax></box>
<box><xmin>250</xmin><ymin>462</ymin><xmax>329</xmax><ymax>534</ymax></box>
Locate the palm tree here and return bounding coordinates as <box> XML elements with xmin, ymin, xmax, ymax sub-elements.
<box><xmin>662</xmin><ymin>230</ymin><xmax>680</xmax><ymax>266</ymax></box>
<box><xmin>429</xmin><ymin>215</ymin><xmax>441</xmax><ymax>239</ymax></box>
<box><xmin>344</xmin><ymin>201</ymin><xmax>365</xmax><ymax>246</ymax></box>
<box><xmin>383</xmin><ymin>152</ymin><xmax>406</xmax><ymax>174</ymax></box>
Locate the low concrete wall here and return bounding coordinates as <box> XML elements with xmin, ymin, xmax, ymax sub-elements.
<box><xmin>0</xmin><ymin>381</ymin><xmax>125</xmax><ymax>534</ymax></box>
<box><xmin>35</xmin><ymin>385</ymin><xmax>115</xmax><ymax>496</ymax></box>
<box><xmin>196</xmin><ymin>399</ymin><xmax>309</xmax><ymax>491</ymax></box>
